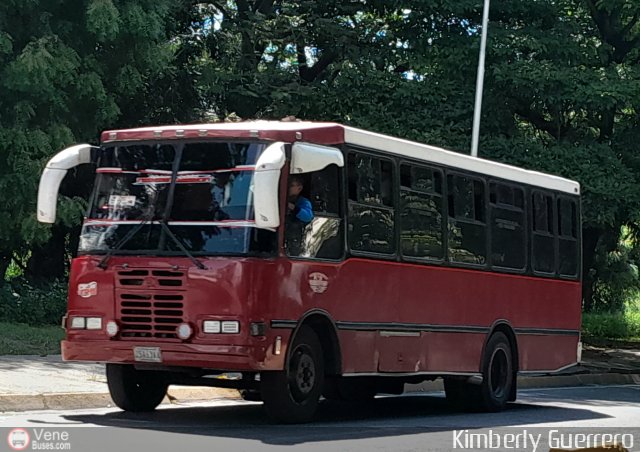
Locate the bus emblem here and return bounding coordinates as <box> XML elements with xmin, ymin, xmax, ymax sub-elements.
<box><xmin>78</xmin><ymin>282</ymin><xmax>98</xmax><ymax>298</ymax></box>
<box><xmin>308</xmin><ymin>272</ymin><xmax>329</xmax><ymax>294</ymax></box>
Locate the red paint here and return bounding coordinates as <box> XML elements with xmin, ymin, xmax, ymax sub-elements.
<box><xmin>63</xmin><ymin>122</ymin><xmax>582</xmax><ymax>379</ymax></box>
<box><xmin>100</xmin><ymin>123</ymin><xmax>345</xmax><ymax>145</ymax></box>
<box><xmin>64</xmin><ymin>253</ymin><xmax>581</xmax><ymax>374</ymax></box>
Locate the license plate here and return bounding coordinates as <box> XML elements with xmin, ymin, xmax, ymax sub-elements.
<box><xmin>133</xmin><ymin>347</ymin><xmax>162</xmax><ymax>363</ymax></box>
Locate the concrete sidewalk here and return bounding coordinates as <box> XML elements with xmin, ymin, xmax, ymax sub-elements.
<box><xmin>0</xmin><ymin>355</ymin><xmax>240</xmax><ymax>412</ymax></box>
<box><xmin>0</xmin><ymin>345</ymin><xmax>638</xmax><ymax>413</ymax></box>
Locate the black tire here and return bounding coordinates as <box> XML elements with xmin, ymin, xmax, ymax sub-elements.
<box><xmin>323</xmin><ymin>377</ymin><xmax>376</xmax><ymax>402</ymax></box>
<box><xmin>475</xmin><ymin>332</ymin><xmax>514</xmax><ymax>412</ymax></box>
<box><xmin>444</xmin><ymin>332</ymin><xmax>514</xmax><ymax>412</ymax></box>
<box><xmin>261</xmin><ymin>326</ymin><xmax>324</xmax><ymax>423</ymax></box>
<box><xmin>443</xmin><ymin>377</ymin><xmax>468</xmax><ymax>409</ymax></box>
<box><xmin>239</xmin><ymin>389</ymin><xmax>262</xmax><ymax>402</ymax></box>
<box><xmin>106</xmin><ymin>364</ymin><xmax>168</xmax><ymax>412</ymax></box>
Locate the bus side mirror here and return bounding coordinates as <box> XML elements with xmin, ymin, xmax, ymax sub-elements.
<box><xmin>253</xmin><ymin>142</ymin><xmax>286</xmax><ymax>229</ymax></box>
<box><xmin>37</xmin><ymin>144</ymin><xmax>95</xmax><ymax>223</ymax></box>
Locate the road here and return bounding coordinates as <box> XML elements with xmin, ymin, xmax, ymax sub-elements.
<box><xmin>1</xmin><ymin>385</ymin><xmax>639</xmax><ymax>451</ymax></box>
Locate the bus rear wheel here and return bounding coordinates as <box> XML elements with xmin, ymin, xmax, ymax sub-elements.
<box><xmin>443</xmin><ymin>377</ymin><xmax>468</xmax><ymax>409</ymax></box>
<box><xmin>106</xmin><ymin>364</ymin><xmax>168</xmax><ymax>412</ymax></box>
<box><xmin>444</xmin><ymin>332</ymin><xmax>514</xmax><ymax>412</ymax></box>
<box><xmin>476</xmin><ymin>332</ymin><xmax>513</xmax><ymax>412</ymax></box>
<box><xmin>261</xmin><ymin>326</ymin><xmax>324</xmax><ymax>423</ymax></box>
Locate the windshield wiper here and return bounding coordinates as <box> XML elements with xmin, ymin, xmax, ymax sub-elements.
<box><xmin>95</xmin><ymin>167</ymin><xmax>173</xmax><ymax>269</ymax></box>
<box><xmin>157</xmin><ymin>220</ymin><xmax>206</xmax><ymax>270</ymax></box>
<box><xmin>97</xmin><ymin>216</ymin><xmax>153</xmax><ymax>269</ymax></box>
<box><xmin>151</xmin><ymin>145</ymin><xmax>206</xmax><ymax>270</ymax></box>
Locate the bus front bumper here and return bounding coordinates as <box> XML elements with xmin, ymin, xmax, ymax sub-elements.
<box><xmin>61</xmin><ymin>340</ymin><xmax>273</xmax><ymax>371</ymax></box>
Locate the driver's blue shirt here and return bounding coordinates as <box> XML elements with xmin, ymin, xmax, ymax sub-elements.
<box><xmin>293</xmin><ymin>196</ymin><xmax>314</xmax><ymax>224</ymax></box>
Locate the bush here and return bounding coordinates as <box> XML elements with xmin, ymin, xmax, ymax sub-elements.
<box><xmin>0</xmin><ymin>279</ymin><xmax>68</xmax><ymax>326</ymax></box>
<box><xmin>582</xmin><ymin>311</ymin><xmax>640</xmax><ymax>339</ymax></box>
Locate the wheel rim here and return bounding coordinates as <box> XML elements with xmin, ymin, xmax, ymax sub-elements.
<box><xmin>489</xmin><ymin>348</ymin><xmax>509</xmax><ymax>399</ymax></box>
<box><xmin>288</xmin><ymin>344</ymin><xmax>316</xmax><ymax>403</ymax></box>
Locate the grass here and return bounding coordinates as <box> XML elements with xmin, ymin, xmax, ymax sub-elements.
<box><xmin>581</xmin><ymin>311</ymin><xmax>640</xmax><ymax>342</ymax></box>
<box><xmin>0</xmin><ymin>322</ymin><xmax>64</xmax><ymax>355</ymax></box>
<box><xmin>0</xmin><ymin>311</ymin><xmax>639</xmax><ymax>356</ymax></box>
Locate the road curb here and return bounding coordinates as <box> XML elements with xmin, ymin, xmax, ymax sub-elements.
<box><xmin>0</xmin><ymin>387</ymin><xmax>240</xmax><ymax>413</ymax></box>
<box><xmin>405</xmin><ymin>372</ymin><xmax>640</xmax><ymax>393</ymax></box>
<box><xmin>2</xmin><ymin>373</ymin><xmax>638</xmax><ymax>413</ymax></box>
<box><xmin>517</xmin><ymin>372</ymin><xmax>640</xmax><ymax>389</ymax></box>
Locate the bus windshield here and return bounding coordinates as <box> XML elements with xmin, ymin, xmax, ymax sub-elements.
<box><xmin>78</xmin><ymin>141</ymin><xmax>276</xmax><ymax>256</ymax></box>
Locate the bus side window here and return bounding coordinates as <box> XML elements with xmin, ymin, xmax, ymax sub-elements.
<box><xmin>531</xmin><ymin>191</ymin><xmax>556</xmax><ymax>274</ymax></box>
<box><xmin>285</xmin><ymin>165</ymin><xmax>343</xmax><ymax>260</ymax></box>
<box><xmin>447</xmin><ymin>173</ymin><xmax>487</xmax><ymax>265</ymax></box>
<box><xmin>347</xmin><ymin>152</ymin><xmax>396</xmax><ymax>255</ymax></box>
<box><xmin>399</xmin><ymin>164</ymin><xmax>444</xmax><ymax>260</ymax></box>
<box><xmin>558</xmin><ymin>197</ymin><xmax>578</xmax><ymax>277</ymax></box>
<box><xmin>489</xmin><ymin>182</ymin><xmax>526</xmax><ymax>271</ymax></box>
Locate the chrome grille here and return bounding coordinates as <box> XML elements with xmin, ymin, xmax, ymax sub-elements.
<box><xmin>115</xmin><ymin>268</ymin><xmax>186</xmax><ymax>340</ymax></box>
<box><xmin>116</xmin><ymin>269</ymin><xmax>185</xmax><ymax>288</ymax></box>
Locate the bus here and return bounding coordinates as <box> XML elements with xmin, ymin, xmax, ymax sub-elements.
<box><xmin>37</xmin><ymin>121</ymin><xmax>582</xmax><ymax>423</ymax></box>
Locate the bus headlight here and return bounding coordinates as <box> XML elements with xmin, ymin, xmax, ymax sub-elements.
<box><xmin>203</xmin><ymin>320</ymin><xmax>221</xmax><ymax>334</ymax></box>
<box><xmin>202</xmin><ymin>320</ymin><xmax>240</xmax><ymax>334</ymax></box>
<box><xmin>177</xmin><ymin>323</ymin><xmax>193</xmax><ymax>340</ymax></box>
<box><xmin>70</xmin><ymin>317</ymin><xmax>86</xmax><ymax>329</ymax></box>
<box><xmin>221</xmin><ymin>321</ymin><xmax>240</xmax><ymax>334</ymax></box>
<box><xmin>86</xmin><ymin>317</ymin><xmax>102</xmax><ymax>330</ymax></box>
<box><xmin>106</xmin><ymin>321</ymin><xmax>119</xmax><ymax>337</ymax></box>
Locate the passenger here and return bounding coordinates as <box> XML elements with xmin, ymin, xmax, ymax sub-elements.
<box><xmin>210</xmin><ymin>173</ymin><xmax>233</xmax><ymax>221</ymax></box>
<box><xmin>285</xmin><ymin>175</ymin><xmax>313</xmax><ymax>256</ymax></box>
<box><xmin>287</xmin><ymin>175</ymin><xmax>313</xmax><ymax>224</ymax></box>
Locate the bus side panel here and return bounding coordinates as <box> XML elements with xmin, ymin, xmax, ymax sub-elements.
<box><xmin>517</xmin><ymin>334</ymin><xmax>579</xmax><ymax>371</ymax></box>
<box><xmin>337</xmin><ymin>330</ymin><xmax>378</xmax><ymax>374</ymax></box>
<box><xmin>424</xmin><ymin>333</ymin><xmax>486</xmax><ymax>373</ymax></box>
<box><xmin>277</xmin><ymin>258</ymin><xmax>581</xmax><ymax>375</ymax></box>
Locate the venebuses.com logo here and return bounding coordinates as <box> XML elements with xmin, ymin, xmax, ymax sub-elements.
<box><xmin>6</xmin><ymin>428</ymin><xmax>72</xmax><ymax>450</ymax></box>
<box><xmin>7</xmin><ymin>428</ymin><xmax>30</xmax><ymax>451</ymax></box>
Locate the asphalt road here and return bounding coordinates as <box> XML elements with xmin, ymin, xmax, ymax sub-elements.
<box><xmin>1</xmin><ymin>385</ymin><xmax>639</xmax><ymax>452</ymax></box>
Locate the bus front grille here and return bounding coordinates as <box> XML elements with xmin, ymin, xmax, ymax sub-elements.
<box><xmin>117</xmin><ymin>293</ymin><xmax>185</xmax><ymax>340</ymax></box>
<box><xmin>116</xmin><ymin>269</ymin><xmax>185</xmax><ymax>288</ymax></box>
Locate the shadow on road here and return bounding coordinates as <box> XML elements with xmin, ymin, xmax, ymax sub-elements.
<box><xmin>58</xmin><ymin>393</ymin><xmax>613</xmax><ymax>446</ymax></box>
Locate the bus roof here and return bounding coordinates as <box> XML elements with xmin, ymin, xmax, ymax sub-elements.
<box><xmin>101</xmin><ymin>121</ymin><xmax>580</xmax><ymax>195</ymax></box>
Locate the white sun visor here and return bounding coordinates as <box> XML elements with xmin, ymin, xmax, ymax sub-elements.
<box><xmin>290</xmin><ymin>142</ymin><xmax>344</xmax><ymax>174</ymax></box>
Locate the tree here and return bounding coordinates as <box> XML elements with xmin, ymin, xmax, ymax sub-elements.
<box><xmin>0</xmin><ymin>0</ymin><xmax>202</xmax><ymax>283</ymax></box>
<box><xmin>192</xmin><ymin>0</ymin><xmax>640</xmax><ymax>309</ymax></box>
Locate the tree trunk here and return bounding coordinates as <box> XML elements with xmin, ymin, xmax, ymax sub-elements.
<box><xmin>581</xmin><ymin>227</ymin><xmax>602</xmax><ymax>312</ymax></box>
<box><xmin>0</xmin><ymin>251</ymin><xmax>12</xmax><ymax>287</ymax></box>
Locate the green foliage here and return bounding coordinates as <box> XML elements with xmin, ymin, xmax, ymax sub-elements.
<box><xmin>0</xmin><ymin>321</ymin><xmax>65</xmax><ymax>355</ymax></box>
<box><xmin>191</xmin><ymin>0</ymin><xmax>640</xmax><ymax>310</ymax></box>
<box><xmin>588</xmin><ymin>228</ymin><xmax>640</xmax><ymax>312</ymax></box>
<box><xmin>0</xmin><ymin>279</ymin><xmax>67</xmax><ymax>326</ymax></box>
<box><xmin>0</xmin><ymin>0</ymin><xmax>203</xmax><ymax>281</ymax></box>
<box><xmin>582</xmin><ymin>311</ymin><xmax>640</xmax><ymax>339</ymax></box>
<box><xmin>1</xmin><ymin>0</ymin><xmax>640</xmax><ymax>320</ymax></box>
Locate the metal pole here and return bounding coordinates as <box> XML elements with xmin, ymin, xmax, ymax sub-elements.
<box><xmin>471</xmin><ymin>0</ymin><xmax>490</xmax><ymax>157</ymax></box>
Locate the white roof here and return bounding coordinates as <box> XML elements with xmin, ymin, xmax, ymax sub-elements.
<box><xmin>344</xmin><ymin>127</ymin><xmax>580</xmax><ymax>195</ymax></box>
<box><xmin>104</xmin><ymin>120</ymin><xmax>579</xmax><ymax>195</ymax></box>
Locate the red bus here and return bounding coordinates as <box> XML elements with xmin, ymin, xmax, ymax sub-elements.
<box><xmin>37</xmin><ymin>121</ymin><xmax>582</xmax><ymax>423</ymax></box>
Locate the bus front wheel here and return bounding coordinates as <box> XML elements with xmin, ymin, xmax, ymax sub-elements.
<box><xmin>106</xmin><ymin>363</ymin><xmax>168</xmax><ymax>412</ymax></box>
<box><xmin>261</xmin><ymin>326</ymin><xmax>325</xmax><ymax>423</ymax></box>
